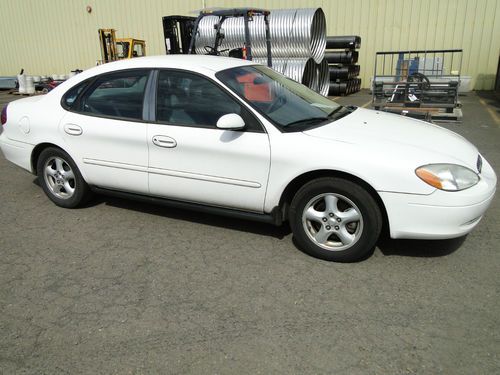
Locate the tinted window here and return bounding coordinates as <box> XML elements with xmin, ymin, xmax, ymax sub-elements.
<box><xmin>133</xmin><ymin>43</ymin><xmax>144</xmax><ymax>57</ymax></box>
<box><xmin>62</xmin><ymin>80</ymin><xmax>90</xmax><ymax>109</ymax></box>
<box><xmin>116</xmin><ymin>42</ymin><xmax>129</xmax><ymax>59</ymax></box>
<box><xmin>156</xmin><ymin>70</ymin><xmax>259</xmax><ymax>130</ymax></box>
<box><xmin>217</xmin><ymin>65</ymin><xmax>343</xmax><ymax>131</ymax></box>
<box><xmin>79</xmin><ymin>70</ymin><xmax>149</xmax><ymax>121</ymax></box>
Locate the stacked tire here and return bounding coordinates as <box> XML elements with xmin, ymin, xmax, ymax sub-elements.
<box><xmin>325</xmin><ymin>36</ymin><xmax>361</xmax><ymax>96</ymax></box>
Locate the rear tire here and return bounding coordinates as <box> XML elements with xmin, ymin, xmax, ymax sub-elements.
<box><xmin>36</xmin><ymin>147</ymin><xmax>91</xmax><ymax>208</ymax></box>
<box><xmin>289</xmin><ymin>177</ymin><xmax>382</xmax><ymax>262</ymax></box>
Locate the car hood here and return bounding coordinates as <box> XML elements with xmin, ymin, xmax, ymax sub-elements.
<box><xmin>303</xmin><ymin>107</ymin><xmax>479</xmax><ymax>169</ymax></box>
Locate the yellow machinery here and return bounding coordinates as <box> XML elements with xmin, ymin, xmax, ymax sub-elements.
<box><xmin>98</xmin><ymin>29</ymin><xmax>146</xmax><ymax>64</ymax></box>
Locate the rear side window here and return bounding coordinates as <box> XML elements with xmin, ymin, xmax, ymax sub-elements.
<box><xmin>78</xmin><ymin>70</ymin><xmax>149</xmax><ymax>121</ymax></box>
<box><xmin>62</xmin><ymin>80</ymin><xmax>90</xmax><ymax>110</ymax></box>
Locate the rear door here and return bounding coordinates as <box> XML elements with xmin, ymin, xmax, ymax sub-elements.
<box><xmin>147</xmin><ymin>69</ymin><xmax>271</xmax><ymax>212</ymax></box>
<box><xmin>60</xmin><ymin>69</ymin><xmax>151</xmax><ymax>193</ymax></box>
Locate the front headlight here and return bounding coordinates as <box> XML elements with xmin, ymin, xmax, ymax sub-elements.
<box><xmin>415</xmin><ymin>164</ymin><xmax>479</xmax><ymax>191</ymax></box>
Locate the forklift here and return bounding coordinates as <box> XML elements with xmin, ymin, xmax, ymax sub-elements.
<box><xmin>162</xmin><ymin>15</ymin><xmax>196</xmax><ymax>54</ymax></box>
<box><xmin>163</xmin><ymin>8</ymin><xmax>272</xmax><ymax>67</ymax></box>
<box><xmin>98</xmin><ymin>29</ymin><xmax>146</xmax><ymax>64</ymax></box>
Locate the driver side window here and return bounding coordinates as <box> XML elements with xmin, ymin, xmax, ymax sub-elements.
<box><xmin>156</xmin><ymin>70</ymin><xmax>261</xmax><ymax>131</ymax></box>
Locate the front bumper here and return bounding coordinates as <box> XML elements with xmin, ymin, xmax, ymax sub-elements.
<box><xmin>380</xmin><ymin>157</ymin><xmax>497</xmax><ymax>240</ymax></box>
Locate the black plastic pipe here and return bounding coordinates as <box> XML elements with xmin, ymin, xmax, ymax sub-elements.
<box><xmin>326</xmin><ymin>35</ymin><xmax>361</xmax><ymax>50</ymax></box>
<box><xmin>328</xmin><ymin>65</ymin><xmax>360</xmax><ymax>79</ymax></box>
<box><xmin>325</xmin><ymin>51</ymin><xmax>359</xmax><ymax>64</ymax></box>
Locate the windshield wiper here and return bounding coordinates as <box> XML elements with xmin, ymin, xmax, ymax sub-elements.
<box><xmin>285</xmin><ymin>117</ymin><xmax>329</xmax><ymax>127</ymax></box>
<box><xmin>327</xmin><ymin>106</ymin><xmax>343</xmax><ymax>116</ymax></box>
<box><xmin>327</xmin><ymin>105</ymin><xmax>356</xmax><ymax>121</ymax></box>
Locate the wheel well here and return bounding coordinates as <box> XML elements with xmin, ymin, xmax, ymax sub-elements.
<box><xmin>31</xmin><ymin>143</ymin><xmax>61</xmax><ymax>175</ymax></box>
<box><xmin>279</xmin><ymin>170</ymin><xmax>390</xmax><ymax>233</ymax></box>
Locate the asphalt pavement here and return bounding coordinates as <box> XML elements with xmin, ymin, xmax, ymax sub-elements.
<box><xmin>0</xmin><ymin>90</ymin><xmax>499</xmax><ymax>374</ymax></box>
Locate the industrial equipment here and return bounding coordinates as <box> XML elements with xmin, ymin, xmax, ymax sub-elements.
<box><xmin>372</xmin><ymin>49</ymin><xmax>463</xmax><ymax>122</ymax></box>
<box><xmin>98</xmin><ymin>29</ymin><xmax>146</xmax><ymax>64</ymax></box>
<box><xmin>161</xmin><ymin>8</ymin><xmax>333</xmax><ymax>95</ymax></box>
<box><xmin>162</xmin><ymin>15</ymin><xmax>196</xmax><ymax>54</ymax></box>
<box><xmin>187</xmin><ymin>8</ymin><xmax>272</xmax><ymax>67</ymax></box>
<box><xmin>162</xmin><ymin>8</ymin><xmax>272</xmax><ymax>67</ymax></box>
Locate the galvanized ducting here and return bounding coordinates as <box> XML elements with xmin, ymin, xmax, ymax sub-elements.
<box><xmin>252</xmin><ymin>57</ymin><xmax>329</xmax><ymax>97</ymax></box>
<box><xmin>195</xmin><ymin>15</ymin><xmax>271</xmax><ymax>57</ymax></box>
<box><xmin>267</xmin><ymin>8</ymin><xmax>326</xmax><ymax>63</ymax></box>
<box><xmin>194</xmin><ymin>8</ymin><xmax>326</xmax><ymax>63</ymax></box>
<box><xmin>317</xmin><ymin>58</ymin><xmax>330</xmax><ymax>96</ymax></box>
<box><xmin>253</xmin><ymin>57</ymin><xmax>317</xmax><ymax>86</ymax></box>
<box><xmin>194</xmin><ymin>8</ymin><xmax>328</xmax><ymax>95</ymax></box>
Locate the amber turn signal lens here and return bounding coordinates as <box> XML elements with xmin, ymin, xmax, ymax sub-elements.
<box><xmin>416</xmin><ymin>168</ymin><xmax>443</xmax><ymax>189</ymax></box>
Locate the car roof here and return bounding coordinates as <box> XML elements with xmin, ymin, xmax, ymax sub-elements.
<box><xmin>93</xmin><ymin>55</ymin><xmax>256</xmax><ymax>74</ymax></box>
<box><xmin>45</xmin><ymin>55</ymin><xmax>259</xmax><ymax>100</ymax></box>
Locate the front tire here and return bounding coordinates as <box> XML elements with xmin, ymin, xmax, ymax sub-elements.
<box><xmin>289</xmin><ymin>177</ymin><xmax>382</xmax><ymax>262</ymax></box>
<box><xmin>36</xmin><ymin>147</ymin><xmax>91</xmax><ymax>208</ymax></box>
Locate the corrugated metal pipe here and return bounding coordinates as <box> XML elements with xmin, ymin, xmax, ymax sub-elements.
<box><xmin>195</xmin><ymin>8</ymin><xmax>326</xmax><ymax>62</ymax></box>
<box><xmin>253</xmin><ymin>57</ymin><xmax>329</xmax><ymax>97</ymax></box>
<box><xmin>194</xmin><ymin>8</ymin><xmax>328</xmax><ymax>95</ymax></box>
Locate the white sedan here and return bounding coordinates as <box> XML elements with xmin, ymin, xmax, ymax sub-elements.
<box><xmin>0</xmin><ymin>56</ymin><xmax>496</xmax><ymax>262</ymax></box>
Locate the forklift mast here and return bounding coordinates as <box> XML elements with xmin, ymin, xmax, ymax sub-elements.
<box><xmin>162</xmin><ymin>15</ymin><xmax>196</xmax><ymax>54</ymax></box>
<box><xmin>98</xmin><ymin>29</ymin><xmax>118</xmax><ymax>64</ymax></box>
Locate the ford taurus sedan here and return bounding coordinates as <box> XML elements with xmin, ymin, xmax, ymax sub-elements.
<box><xmin>0</xmin><ymin>56</ymin><xmax>496</xmax><ymax>262</ymax></box>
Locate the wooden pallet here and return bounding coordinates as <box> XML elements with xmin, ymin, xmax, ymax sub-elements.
<box><xmin>381</xmin><ymin>106</ymin><xmax>463</xmax><ymax>123</ymax></box>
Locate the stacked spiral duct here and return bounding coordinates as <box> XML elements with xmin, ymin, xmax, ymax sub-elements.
<box><xmin>254</xmin><ymin>57</ymin><xmax>319</xmax><ymax>89</ymax></box>
<box><xmin>194</xmin><ymin>8</ymin><xmax>329</xmax><ymax>95</ymax></box>
<box><xmin>316</xmin><ymin>58</ymin><xmax>330</xmax><ymax>96</ymax></box>
<box><xmin>267</xmin><ymin>8</ymin><xmax>326</xmax><ymax>63</ymax></box>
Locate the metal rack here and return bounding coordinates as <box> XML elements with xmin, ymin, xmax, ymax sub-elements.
<box><xmin>372</xmin><ymin>49</ymin><xmax>463</xmax><ymax>121</ymax></box>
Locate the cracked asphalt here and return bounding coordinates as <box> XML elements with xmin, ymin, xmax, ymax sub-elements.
<box><xmin>0</xmin><ymin>90</ymin><xmax>499</xmax><ymax>374</ymax></box>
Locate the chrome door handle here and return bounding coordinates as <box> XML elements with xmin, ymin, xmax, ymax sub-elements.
<box><xmin>152</xmin><ymin>135</ymin><xmax>177</xmax><ymax>148</ymax></box>
<box><xmin>63</xmin><ymin>123</ymin><xmax>83</xmax><ymax>136</ymax></box>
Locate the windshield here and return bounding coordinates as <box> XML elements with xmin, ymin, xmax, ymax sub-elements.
<box><xmin>116</xmin><ymin>42</ymin><xmax>129</xmax><ymax>59</ymax></box>
<box><xmin>216</xmin><ymin>65</ymin><xmax>344</xmax><ymax>131</ymax></box>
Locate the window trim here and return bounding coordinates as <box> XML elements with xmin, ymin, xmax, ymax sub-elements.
<box><xmin>143</xmin><ymin>69</ymin><xmax>158</xmax><ymax>122</ymax></box>
<box><xmin>61</xmin><ymin>68</ymin><xmax>154</xmax><ymax>124</ymax></box>
<box><xmin>153</xmin><ymin>68</ymin><xmax>266</xmax><ymax>133</ymax></box>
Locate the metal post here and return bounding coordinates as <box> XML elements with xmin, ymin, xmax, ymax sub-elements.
<box><xmin>243</xmin><ymin>13</ymin><xmax>252</xmax><ymax>60</ymax></box>
<box><xmin>213</xmin><ymin>16</ymin><xmax>226</xmax><ymax>54</ymax></box>
<box><xmin>457</xmin><ymin>50</ymin><xmax>463</xmax><ymax>105</ymax></box>
<box><xmin>264</xmin><ymin>14</ymin><xmax>272</xmax><ymax>67</ymax></box>
<box><xmin>373</xmin><ymin>54</ymin><xmax>378</xmax><ymax>105</ymax></box>
<box><xmin>187</xmin><ymin>16</ymin><xmax>202</xmax><ymax>54</ymax></box>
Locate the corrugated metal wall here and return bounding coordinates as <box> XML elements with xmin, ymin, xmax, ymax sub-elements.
<box><xmin>0</xmin><ymin>0</ymin><xmax>499</xmax><ymax>89</ymax></box>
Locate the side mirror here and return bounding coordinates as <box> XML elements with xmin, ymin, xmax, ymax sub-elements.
<box><xmin>216</xmin><ymin>113</ymin><xmax>245</xmax><ymax>130</ymax></box>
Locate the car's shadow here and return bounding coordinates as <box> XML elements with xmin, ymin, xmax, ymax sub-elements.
<box><xmin>376</xmin><ymin>233</ymin><xmax>466</xmax><ymax>258</ymax></box>
<box><xmin>91</xmin><ymin>193</ymin><xmax>292</xmax><ymax>240</ymax></box>
<box><xmin>33</xmin><ymin>178</ymin><xmax>467</xmax><ymax>256</ymax></box>
<box><xmin>93</xmin><ymin>193</ymin><xmax>467</xmax><ymax>258</ymax></box>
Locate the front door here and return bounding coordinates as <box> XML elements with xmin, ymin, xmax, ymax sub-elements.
<box><xmin>147</xmin><ymin>70</ymin><xmax>270</xmax><ymax>212</ymax></box>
